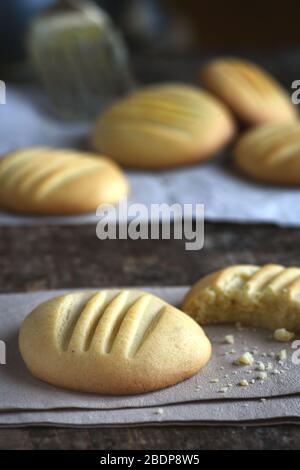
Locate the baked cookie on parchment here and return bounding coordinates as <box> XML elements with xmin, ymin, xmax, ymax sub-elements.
<box><xmin>0</xmin><ymin>147</ymin><xmax>128</xmax><ymax>215</ymax></box>
<box><xmin>182</xmin><ymin>264</ymin><xmax>300</xmax><ymax>331</ymax></box>
<box><xmin>92</xmin><ymin>83</ymin><xmax>235</xmax><ymax>169</ymax></box>
<box><xmin>19</xmin><ymin>289</ymin><xmax>211</xmax><ymax>394</ymax></box>
<box><xmin>234</xmin><ymin>122</ymin><xmax>300</xmax><ymax>185</ymax></box>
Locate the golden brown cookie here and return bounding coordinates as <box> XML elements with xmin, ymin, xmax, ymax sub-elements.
<box><xmin>234</xmin><ymin>122</ymin><xmax>300</xmax><ymax>185</ymax></box>
<box><xmin>92</xmin><ymin>83</ymin><xmax>235</xmax><ymax>169</ymax></box>
<box><xmin>0</xmin><ymin>147</ymin><xmax>128</xmax><ymax>215</ymax></box>
<box><xmin>19</xmin><ymin>289</ymin><xmax>211</xmax><ymax>395</ymax></box>
<box><xmin>200</xmin><ymin>58</ymin><xmax>297</xmax><ymax>126</ymax></box>
<box><xmin>182</xmin><ymin>264</ymin><xmax>300</xmax><ymax>331</ymax></box>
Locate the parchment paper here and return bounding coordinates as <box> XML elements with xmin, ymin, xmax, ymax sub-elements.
<box><xmin>1</xmin><ymin>85</ymin><xmax>300</xmax><ymax>227</ymax></box>
<box><xmin>1</xmin><ymin>396</ymin><xmax>300</xmax><ymax>427</ymax></box>
<box><xmin>0</xmin><ymin>287</ymin><xmax>299</xmax><ymax>412</ymax></box>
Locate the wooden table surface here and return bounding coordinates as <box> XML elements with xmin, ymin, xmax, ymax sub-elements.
<box><xmin>1</xmin><ymin>222</ymin><xmax>300</xmax><ymax>449</ymax></box>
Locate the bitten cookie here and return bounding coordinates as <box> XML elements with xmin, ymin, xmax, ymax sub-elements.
<box><xmin>0</xmin><ymin>147</ymin><xmax>128</xmax><ymax>215</ymax></box>
<box><xmin>234</xmin><ymin>122</ymin><xmax>300</xmax><ymax>185</ymax></box>
<box><xmin>92</xmin><ymin>83</ymin><xmax>235</xmax><ymax>169</ymax></box>
<box><xmin>182</xmin><ymin>264</ymin><xmax>300</xmax><ymax>331</ymax></box>
<box><xmin>19</xmin><ymin>289</ymin><xmax>211</xmax><ymax>395</ymax></box>
<box><xmin>200</xmin><ymin>58</ymin><xmax>297</xmax><ymax>126</ymax></box>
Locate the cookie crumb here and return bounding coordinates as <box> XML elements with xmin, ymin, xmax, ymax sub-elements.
<box><xmin>210</xmin><ymin>378</ymin><xmax>219</xmax><ymax>383</ymax></box>
<box><xmin>239</xmin><ymin>379</ymin><xmax>249</xmax><ymax>387</ymax></box>
<box><xmin>225</xmin><ymin>334</ymin><xmax>235</xmax><ymax>344</ymax></box>
<box><xmin>257</xmin><ymin>371</ymin><xmax>268</xmax><ymax>381</ymax></box>
<box><xmin>236</xmin><ymin>352</ymin><xmax>254</xmax><ymax>366</ymax></box>
<box><xmin>273</xmin><ymin>328</ymin><xmax>295</xmax><ymax>342</ymax></box>
<box><xmin>256</xmin><ymin>362</ymin><xmax>266</xmax><ymax>371</ymax></box>
<box><xmin>277</xmin><ymin>349</ymin><xmax>287</xmax><ymax>361</ymax></box>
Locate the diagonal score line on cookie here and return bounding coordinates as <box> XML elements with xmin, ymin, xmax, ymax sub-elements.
<box><xmin>264</xmin><ymin>268</ymin><xmax>300</xmax><ymax>296</ymax></box>
<box><xmin>57</xmin><ymin>293</ymin><xmax>95</xmax><ymax>351</ymax></box>
<box><xmin>100</xmin><ymin>294</ymin><xmax>155</xmax><ymax>355</ymax></box>
<box><xmin>97</xmin><ymin>121</ymin><xmax>193</xmax><ymax>145</ymax></box>
<box><xmin>264</xmin><ymin>141</ymin><xmax>300</xmax><ymax>166</ymax></box>
<box><xmin>101</xmin><ymin>107</ymin><xmax>194</xmax><ymax>135</ymax></box>
<box><xmin>234</xmin><ymin>124</ymin><xmax>300</xmax><ymax>175</ymax></box>
<box><xmin>242</xmin><ymin>264</ymin><xmax>284</xmax><ymax>296</ymax></box>
<box><xmin>59</xmin><ymin>292</ymin><xmax>171</xmax><ymax>358</ymax></box>
<box><xmin>102</xmin><ymin>89</ymin><xmax>223</xmax><ymax>137</ymax></box>
<box><xmin>213</xmin><ymin>61</ymin><xmax>280</xmax><ymax>100</ymax></box>
<box><xmin>2</xmin><ymin>156</ymin><xmax>79</xmax><ymax>193</ymax></box>
<box><xmin>0</xmin><ymin>148</ymin><xmax>46</xmax><ymax>180</ymax></box>
<box><xmin>230</xmin><ymin>62</ymin><xmax>275</xmax><ymax>95</ymax></box>
<box><xmin>223</xmin><ymin>265</ymin><xmax>300</xmax><ymax>298</ymax></box>
<box><xmin>0</xmin><ymin>149</ymin><xmax>106</xmax><ymax>203</ymax></box>
<box><xmin>109</xmin><ymin>295</ymin><xmax>165</xmax><ymax>358</ymax></box>
<box><xmin>126</xmin><ymin>94</ymin><xmax>216</xmax><ymax>119</ymax></box>
<box><xmin>250</xmin><ymin>129</ymin><xmax>300</xmax><ymax>156</ymax></box>
<box><xmin>130</xmin><ymin>305</ymin><xmax>167</xmax><ymax>358</ymax></box>
<box><xmin>0</xmin><ymin>150</ymin><xmax>47</xmax><ymax>196</ymax></box>
<box><xmin>187</xmin><ymin>264</ymin><xmax>300</xmax><ymax>329</ymax></box>
<box><xmin>102</xmin><ymin>104</ymin><xmax>201</xmax><ymax>139</ymax></box>
<box><xmin>67</xmin><ymin>291</ymin><xmax>108</xmax><ymax>352</ymax></box>
<box><xmin>18</xmin><ymin>156</ymin><xmax>86</xmax><ymax>190</ymax></box>
<box><xmin>34</xmin><ymin>162</ymin><xmax>103</xmax><ymax>200</ymax></box>
<box><xmin>89</xmin><ymin>291</ymin><xmax>132</xmax><ymax>354</ymax></box>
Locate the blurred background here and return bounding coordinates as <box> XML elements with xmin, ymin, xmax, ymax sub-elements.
<box><xmin>0</xmin><ymin>0</ymin><xmax>299</xmax><ymax>119</ymax></box>
<box><xmin>2</xmin><ymin>0</ymin><xmax>300</xmax><ymax>67</ymax></box>
<box><xmin>0</xmin><ymin>0</ymin><xmax>299</xmax><ymax>223</ymax></box>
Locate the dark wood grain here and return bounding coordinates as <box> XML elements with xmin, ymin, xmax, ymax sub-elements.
<box><xmin>1</xmin><ymin>222</ymin><xmax>300</xmax><ymax>294</ymax></box>
<box><xmin>1</xmin><ymin>222</ymin><xmax>300</xmax><ymax>449</ymax></box>
<box><xmin>1</xmin><ymin>425</ymin><xmax>300</xmax><ymax>450</ymax></box>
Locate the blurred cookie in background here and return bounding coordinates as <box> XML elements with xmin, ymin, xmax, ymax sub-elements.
<box><xmin>92</xmin><ymin>83</ymin><xmax>236</xmax><ymax>170</ymax></box>
<box><xmin>0</xmin><ymin>147</ymin><xmax>128</xmax><ymax>215</ymax></box>
<box><xmin>200</xmin><ymin>58</ymin><xmax>297</xmax><ymax>126</ymax></box>
<box><xmin>234</xmin><ymin>122</ymin><xmax>300</xmax><ymax>185</ymax></box>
